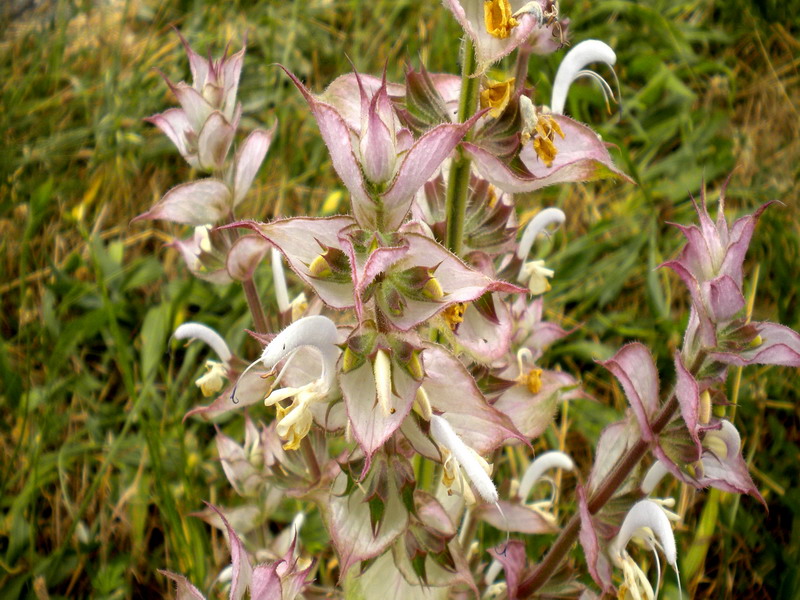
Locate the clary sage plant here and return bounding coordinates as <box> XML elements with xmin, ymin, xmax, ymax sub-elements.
<box><xmin>134</xmin><ymin>2</ymin><xmax>800</xmax><ymax>599</ymax></box>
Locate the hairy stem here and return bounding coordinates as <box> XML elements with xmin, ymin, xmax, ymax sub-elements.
<box><xmin>516</xmin><ymin>346</ymin><xmax>710</xmax><ymax>596</ymax></box>
<box><xmin>516</xmin><ymin>395</ymin><xmax>680</xmax><ymax>597</ymax></box>
<box><xmin>444</xmin><ymin>38</ymin><xmax>478</xmax><ymax>255</ymax></box>
<box><xmin>242</xmin><ymin>278</ymin><xmax>269</xmax><ymax>334</ymax></box>
<box><xmin>513</xmin><ymin>44</ymin><xmax>532</xmax><ymax>93</ymax></box>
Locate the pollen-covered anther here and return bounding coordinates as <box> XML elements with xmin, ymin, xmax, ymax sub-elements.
<box><xmin>484</xmin><ymin>0</ymin><xmax>519</xmax><ymax>38</ymax></box>
<box><xmin>480</xmin><ymin>77</ymin><xmax>515</xmax><ymax>118</ymax></box>
<box><xmin>523</xmin><ymin>367</ymin><xmax>543</xmax><ymax>394</ymax></box>
<box><xmin>443</xmin><ymin>302</ymin><xmax>467</xmax><ymax>331</ymax></box>
<box><xmin>533</xmin><ymin>114</ymin><xmax>565</xmax><ymax>167</ymax></box>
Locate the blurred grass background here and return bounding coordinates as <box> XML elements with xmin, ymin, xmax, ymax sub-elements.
<box><xmin>1</xmin><ymin>0</ymin><xmax>798</xmax><ymax>598</ymax></box>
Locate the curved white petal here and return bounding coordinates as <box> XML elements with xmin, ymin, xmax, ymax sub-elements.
<box><xmin>430</xmin><ymin>415</ymin><xmax>498</xmax><ymax>504</ymax></box>
<box><xmin>516</xmin><ymin>207</ymin><xmax>566</xmax><ymax>266</ymax></box>
<box><xmin>518</xmin><ymin>450</ymin><xmax>574</xmax><ymax>501</ymax></box>
<box><xmin>174</xmin><ymin>322</ymin><xmax>232</xmax><ymax>364</ymax></box>
<box><xmin>641</xmin><ymin>460</ymin><xmax>670</xmax><ymax>495</ymax></box>
<box><xmin>612</xmin><ymin>500</ymin><xmax>677</xmax><ymax>569</ymax></box>
<box><xmin>259</xmin><ymin>315</ymin><xmax>340</xmax><ymax>386</ymax></box>
<box><xmin>551</xmin><ymin>40</ymin><xmax>616</xmax><ymax>115</ymax></box>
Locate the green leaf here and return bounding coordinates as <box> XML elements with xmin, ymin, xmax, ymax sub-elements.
<box><xmin>140</xmin><ymin>304</ymin><xmax>169</xmax><ymax>382</ymax></box>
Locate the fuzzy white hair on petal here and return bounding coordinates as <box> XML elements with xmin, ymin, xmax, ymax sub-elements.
<box><xmin>430</xmin><ymin>414</ymin><xmax>498</xmax><ymax>505</ymax></box>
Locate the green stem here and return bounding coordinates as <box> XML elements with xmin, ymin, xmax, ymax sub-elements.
<box><xmin>444</xmin><ymin>38</ymin><xmax>479</xmax><ymax>255</ymax></box>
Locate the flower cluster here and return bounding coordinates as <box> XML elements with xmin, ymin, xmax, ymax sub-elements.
<box><xmin>136</xmin><ymin>7</ymin><xmax>800</xmax><ymax>600</ymax></box>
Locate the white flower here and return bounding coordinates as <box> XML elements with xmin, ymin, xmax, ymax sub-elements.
<box><xmin>641</xmin><ymin>460</ymin><xmax>670</xmax><ymax>495</ymax></box>
<box><xmin>430</xmin><ymin>414</ymin><xmax>498</xmax><ymax>506</ymax></box>
<box><xmin>236</xmin><ymin>315</ymin><xmax>340</xmax><ymax>450</ymax></box>
<box><xmin>611</xmin><ymin>500</ymin><xmax>682</xmax><ymax>600</ymax></box>
<box><xmin>517</xmin><ymin>207</ymin><xmax>566</xmax><ymax>263</ymax></box>
<box><xmin>174</xmin><ymin>322</ymin><xmax>233</xmax><ymax>364</ymax></box>
<box><xmin>174</xmin><ymin>322</ymin><xmax>233</xmax><ymax>396</ymax></box>
<box><xmin>518</xmin><ymin>450</ymin><xmax>574</xmax><ymax>501</ymax></box>
<box><xmin>516</xmin><ymin>207</ymin><xmax>565</xmax><ymax>293</ymax></box>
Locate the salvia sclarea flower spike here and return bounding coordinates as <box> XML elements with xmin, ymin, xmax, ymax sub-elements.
<box><xmin>134</xmin><ymin>33</ymin><xmax>276</xmax><ymax>228</ymax></box>
<box><xmin>148</xmin><ymin>33</ymin><xmax>245</xmax><ymax>173</ymax></box>
<box><xmin>611</xmin><ymin>500</ymin><xmax>681</xmax><ymax>600</ymax></box>
<box><xmin>663</xmin><ymin>186</ymin><xmax>800</xmax><ymax>370</ymax></box>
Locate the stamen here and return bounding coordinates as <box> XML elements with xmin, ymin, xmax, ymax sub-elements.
<box><xmin>480</xmin><ymin>78</ymin><xmax>515</xmax><ymax>118</ymax></box>
<box><xmin>442</xmin><ymin>302</ymin><xmax>467</xmax><ymax>332</ymax></box>
<box><xmin>532</xmin><ymin>114</ymin><xmax>564</xmax><ymax>167</ymax></box>
<box><xmin>484</xmin><ymin>0</ymin><xmax>519</xmax><ymax>39</ymax></box>
<box><xmin>524</xmin><ymin>367</ymin><xmax>543</xmax><ymax>394</ymax></box>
